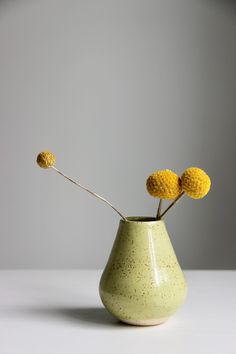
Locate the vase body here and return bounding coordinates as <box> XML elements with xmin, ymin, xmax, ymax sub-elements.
<box><xmin>99</xmin><ymin>217</ymin><xmax>187</xmax><ymax>326</ymax></box>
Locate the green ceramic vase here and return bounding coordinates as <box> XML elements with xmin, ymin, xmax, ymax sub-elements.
<box><xmin>99</xmin><ymin>217</ymin><xmax>187</xmax><ymax>326</ymax></box>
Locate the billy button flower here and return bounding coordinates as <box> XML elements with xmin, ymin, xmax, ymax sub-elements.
<box><xmin>37</xmin><ymin>151</ymin><xmax>56</xmax><ymax>168</ymax></box>
<box><xmin>181</xmin><ymin>167</ymin><xmax>211</xmax><ymax>199</ymax></box>
<box><xmin>36</xmin><ymin>150</ymin><xmax>126</xmax><ymax>220</ymax></box>
<box><xmin>159</xmin><ymin>167</ymin><xmax>211</xmax><ymax>219</ymax></box>
<box><xmin>146</xmin><ymin>170</ymin><xmax>182</xmax><ymax>219</ymax></box>
<box><xmin>146</xmin><ymin>170</ymin><xmax>182</xmax><ymax>199</ymax></box>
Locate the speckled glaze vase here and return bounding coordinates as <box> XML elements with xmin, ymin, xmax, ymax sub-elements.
<box><xmin>99</xmin><ymin>217</ymin><xmax>187</xmax><ymax>326</ymax></box>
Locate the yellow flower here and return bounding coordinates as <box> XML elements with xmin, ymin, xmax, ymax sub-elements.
<box><xmin>146</xmin><ymin>170</ymin><xmax>182</xmax><ymax>199</ymax></box>
<box><xmin>181</xmin><ymin>167</ymin><xmax>211</xmax><ymax>199</ymax></box>
<box><xmin>36</xmin><ymin>151</ymin><xmax>56</xmax><ymax>169</ymax></box>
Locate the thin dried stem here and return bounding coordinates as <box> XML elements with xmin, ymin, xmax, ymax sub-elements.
<box><xmin>159</xmin><ymin>191</ymin><xmax>185</xmax><ymax>219</ymax></box>
<box><xmin>156</xmin><ymin>199</ymin><xmax>163</xmax><ymax>220</ymax></box>
<box><xmin>51</xmin><ymin>166</ymin><xmax>127</xmax><ymax>221</ymax></box>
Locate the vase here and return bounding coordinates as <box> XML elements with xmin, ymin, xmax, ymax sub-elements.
<box><xmin>99</xmin><ymin>217</ymin><xmax>187</xmax><ymax>326</ymax></box>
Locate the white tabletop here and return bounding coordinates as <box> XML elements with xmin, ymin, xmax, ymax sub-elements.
<box><xmin>0</xmin><ymin>270</ymin><xmax>235</xmax><ymax>354</ymax></box>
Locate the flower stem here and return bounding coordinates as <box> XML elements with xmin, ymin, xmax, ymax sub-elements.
<box><xmin>156</xmin><ymin>199</ymin><xmax>163</xmax><ymax>220</ymax></box>
<box><xmin>51</xmin><ymin>166</ymin><xmax>127</xmax><ymax>221</ymax></box>
<box><xmin>159</xmin><ymin>191</ymin><xmax>185</xmax><ymax>219</ymax></box>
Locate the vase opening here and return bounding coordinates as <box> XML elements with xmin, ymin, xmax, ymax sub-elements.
<box><xmin>124</xmin><ymin>216</ymin><xmax>162</xmax><ymax>223</ymax></box>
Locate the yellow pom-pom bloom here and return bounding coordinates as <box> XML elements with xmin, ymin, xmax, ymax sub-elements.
<box><xmin>36</xmin><ymin>151</ymin><xmax>56</xmax><ymax>169</ymax></box>
<box><xmin>181</xmin><ymin>167</ymin><xmax>211</xmax><ymax>199</ymax></box>
<box><xmin>146</xmin><ymin>170</ymin><xmax>182</xmax><ymax>200</ymax></box>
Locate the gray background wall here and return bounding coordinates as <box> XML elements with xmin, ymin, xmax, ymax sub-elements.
<box><xmin>0</xmin><ymin>0</ymin><xmax>235</xmax><ymax>269</ymax></box>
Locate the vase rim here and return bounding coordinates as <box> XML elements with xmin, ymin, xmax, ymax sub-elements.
<box><xmin>122</xmin><ymin>216</ymin><xmax>164</xmax><ymax>224</ymax></box>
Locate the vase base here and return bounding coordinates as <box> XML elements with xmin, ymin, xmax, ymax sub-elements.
<box><xmin>120</xmin><ymin>317</ymin><xmax>169</xmax><ymax>326</ymax></box>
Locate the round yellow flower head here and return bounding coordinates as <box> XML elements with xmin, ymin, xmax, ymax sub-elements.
<box><xmin>181</xmin><ymin>167</ymin><xmax>211</xmax><ymax>199</ymax></box>
<box><xmin>146</xmin><ymin>169</ymin><xmax>182</xmax><ymax>199</ymax></box>
<box><xmin>37</xmin><ymin>151</ymin><xmax>56</xmax><ymax>169</ymax></box>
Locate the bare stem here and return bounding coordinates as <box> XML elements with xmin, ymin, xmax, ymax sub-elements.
<box><xmin>156</xmin><ymin>199</ymin><xmax>163</xmax><ymax>220</ymax></box>
<box><xmin>51</xmin><ymin>166</ymin><xmax>127</xmax><ymax>221</ymax></box>
<box><xmin>159</xmin><ymin>191</ymin><xmax>185</xmax><ymax>219</ymax></box>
